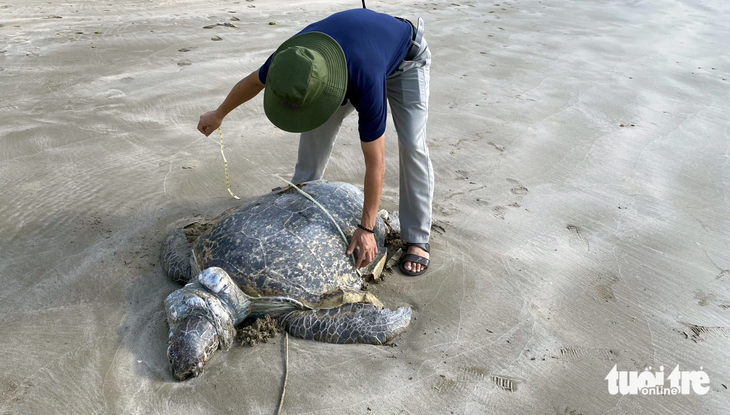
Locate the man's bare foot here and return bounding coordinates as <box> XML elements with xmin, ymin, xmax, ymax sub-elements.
<box><xmin>402</xmin><ymin>244</ymin><xmax>430</xmax><ymax>274</ymax></box>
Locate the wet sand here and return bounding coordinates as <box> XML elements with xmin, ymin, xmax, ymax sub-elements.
<box><xmin>1</xmin><ymin>0</ymin><xmax>729</xmax><ymax>413</ymax></box>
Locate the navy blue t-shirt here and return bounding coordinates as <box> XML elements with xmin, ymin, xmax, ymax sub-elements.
<box><xmin>258</xmin><ymin>9</ymin><xmax>412</xmax><ymax>142</ymax></box>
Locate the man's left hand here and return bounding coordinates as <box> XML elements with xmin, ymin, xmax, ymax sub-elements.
<box><xmin>346</xmin><ymin>228</ymin><xmax>378</xmax><ymax>269</ymax></box>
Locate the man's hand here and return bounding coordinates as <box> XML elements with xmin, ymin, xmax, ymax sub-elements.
<box><xmin>196</xmin><ymin>69</ymin><xmax>265</xmax><ymax>136</ymax></box>
<box><xmin>198</xmin><ymin>110</ymin><xmax>223</xmax><ymax>136</ymax></box>
<box><xmin>346</xmin><ymin>228</ymin><xmax>379</xmax><ymax>269</ymax></box>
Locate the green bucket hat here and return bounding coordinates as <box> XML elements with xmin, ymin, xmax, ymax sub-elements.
<box><xmin>263</xmin><ymin>32</ymin><xmax>347</xmax><ymax>133</ymax></box>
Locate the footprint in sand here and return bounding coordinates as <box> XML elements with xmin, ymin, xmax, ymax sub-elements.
<box><xmin>433</xmin><ymin>375</ymin><xmax>458</xmax><ymax>393</ymax></box>
<box><xmin>487</xmin><ymin>141</ymin><xmax>505</xmax><ymax>152</ymax></box>
<box><xmin>556</xmin><ymin>347</ymin><xmax>619</xmax><ymax>361</ymax></box>
<box><xmin>432</xmin><ymin>367</ymin><xmax>519</xmax><ymax>407</ymax></box>
<box><xmin>678</xmin><ymin>323</ymin><xmax>730</xmax><ymax>342</ymax></box>
<box><xmin>507</xmin><ymin>178</ymin><xmax>528</xmax><ymax>199</ymax></box>
<box><xmin>492</xmin><ymin>205</ymin><xmax>507</xmax><ymax>219</ymax></box>
<box><xmin>693</xmin><ymin>290</ymin><xmax>716</xmax><ymax>307</ymax></box>
<box><xmin>593</xmin><ymin>274</ymin><xmax>618</xmax><ymax>302</ymax></box>
<box><xmin>595</xmin><ymin>284</ymin><xmax>616</xmax><ymax>302</ymax></box>
<box><xmin>490</xmin><ymin>374</ymin><xmax>521</xmax><ymax>392</ymax></box>
<box><xmin>491</xmin><ymin>178</ymin><xmax>529</xmax><ymax>219</ymax></box>
<box><xmin>181</xmin><ymin>160</ymin><xmax>199</xmax><ymax>170</ymax></box>
<box><xmin>566</xmin><ymin>224</ymin><xmax>590</xmax><ymax>251</ymax></box>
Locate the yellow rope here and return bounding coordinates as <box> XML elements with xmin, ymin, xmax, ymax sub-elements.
<box><xmin>218</xmin><ymin>127</ymin><xmax>240</xmax><ymax>200</ymax></box>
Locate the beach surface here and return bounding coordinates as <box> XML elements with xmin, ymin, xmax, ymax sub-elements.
<box><xmin>1</xmin><ymin>0</ymin><xmax>729</xmax><ymax>413</ymax></box>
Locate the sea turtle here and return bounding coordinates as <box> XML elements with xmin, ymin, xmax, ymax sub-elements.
<box><xmin>161</xmin><ymin>180</ymin><xmax>412</xmax><ymax>380</ymax></box>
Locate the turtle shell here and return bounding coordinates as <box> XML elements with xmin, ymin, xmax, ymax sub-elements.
<box><xmin>191</xmin><ymin>181</ymin><xmax>386</xmax><ymax>307</ymax></box>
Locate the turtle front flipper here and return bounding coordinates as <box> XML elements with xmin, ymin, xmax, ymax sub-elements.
<box><xmin>160</xmin><ymin>226</ymin><xmax>200</xmax><ymax>284</ymax></box>
<box><xmin>279</xmin><ymin>303</ymin><xmax>412</xmax><ymax>345</ymax></box>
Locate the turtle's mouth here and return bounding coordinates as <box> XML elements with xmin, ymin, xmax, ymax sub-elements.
<box><xmin>168</xmin><ymin>315</ymin><xmax>220</xmax><ymax>381</ymax></box>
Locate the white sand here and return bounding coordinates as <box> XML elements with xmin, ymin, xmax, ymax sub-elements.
<box><xmin>1</xmin><ymin>0</ymin><xmax>728</xmax><ymax>413</ymax></box>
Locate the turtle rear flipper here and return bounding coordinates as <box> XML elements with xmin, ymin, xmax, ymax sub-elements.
<box><xmin>161</xmin><ymin>226</ymin><xmax>200</xmax><ymax>283</ymax></box>
<box><xmin>279</xmin><ymin>303</ymin><xmax>412</xmax><ymax>344</ymax></box>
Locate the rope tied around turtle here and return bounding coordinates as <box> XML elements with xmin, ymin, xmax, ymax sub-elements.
<box><xmin>274</xmin><ymin>176</ymin><xmax>362</xmax><ymax>276</ymax></box>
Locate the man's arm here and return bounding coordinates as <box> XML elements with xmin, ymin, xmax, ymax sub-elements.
<box><xmin>360</xmin><ymin>135</ymin><xmax>386</xmax><ymax>229</ymax></box>
<box><xmin>197</xmin><ymin>69</ymin><xmax>265</xmax><ymax>136</ymax></box>
<box><xmin>347</xmin><ymin>134</ymin><xmax>385</xmax><ymax>268</ymax></box>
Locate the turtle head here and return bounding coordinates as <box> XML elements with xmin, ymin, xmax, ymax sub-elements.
<box><xmin>164</xmin><ymin>268</ymin><xmax>241</xmax><ymax>381</ymax></box>
<box><xmin>167</xmin><ymin>315</ymin><xmax>220</xmax><ymax>380</ymax></box>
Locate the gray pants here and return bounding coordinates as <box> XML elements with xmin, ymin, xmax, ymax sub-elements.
<box><xmin>291</xmin><ymin>39</ymin><xmax>433</xmax><ymax>244</ymax></box>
